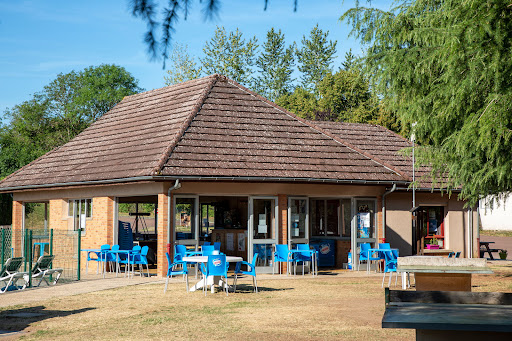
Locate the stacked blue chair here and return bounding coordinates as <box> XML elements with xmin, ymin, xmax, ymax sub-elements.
<box><xmin>234</xmin><ymin>253</ymin><xmax>259</xmax><ymax>293</ymax></box>
<box><xmin>200</xmin><ymin>254</ymin><xmax>229</xmax><ymax>296</ymax></box>
<box><xmin>295</xmin><ymin>244</ymin><xmax>317</xmax><ymax>276</ymax></box>
<box><xmin>273</xmin><ymin>244</ymin><xmax>296</xmax><ymax>275</ymax></box>
<box><xmin>213</xmin><ymin>242</ymin><xmax>221</xmax><ymax>251</ymax></box>
<box><xmin>131</xmin><ymin>245</ymin><xmax>149</xmax><ymax>277</ymax></box>
<box><xmin>164</xmin><ymin>253</ymin><xmax>189</xmax><ymax>293</ymax></box>
<box><xmin>118</xmin><ymin>221</ymin><xmax>134</xmax><ymax>250</ymax></box>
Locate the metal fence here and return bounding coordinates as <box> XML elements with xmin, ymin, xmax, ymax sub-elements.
<box><xmin>0</xmin><ymin>225</ymin><xmax>12</xmax><ymax>266</ymax></box>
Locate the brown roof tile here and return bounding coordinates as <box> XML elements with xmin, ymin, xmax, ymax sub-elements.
<box><xmin>0</xmin><ymin>74</ymin><xmax>411</xmax><ymax>191</ymax></box>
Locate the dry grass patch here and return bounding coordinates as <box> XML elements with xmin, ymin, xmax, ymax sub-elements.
<box><xmin>1</xmin><ymin>266</ymin><xmax>511</xmax><ymax>340</ymax></box>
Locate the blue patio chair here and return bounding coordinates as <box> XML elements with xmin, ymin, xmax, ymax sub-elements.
<box><xmin>359</xmin><ymin>243</ymin><xmax>380</xmax><ymax>273</ymax></box>
<box><xmin>454</xmin><ymin>251</ymin><xmax>461</xmax><ymax>258</ymax></box>
<box><xmin>130</xmin><ymin>245</ymin><xmax>149</xmax><ymax>277</ymax></box>
<box><xmin>273</xmin><ymin>244</ymin><xmax>296</xmax><ymax>275</ymax></box>
<box><xmin>202</xmin><ymin>245</ymin><xmax>215</xmax><ymax>256</ymax></box>
<box><xmin>95</xmin><ymin>244</ymin><xmax>111</xmax><ymax>274</ymax></box>
<box><xmin>117</xmin><ymin>245</ymin><xmax>141</xmax><ymax>275</ymax></box>
<box><xmin>448</xmin><ymin>252</ymin><xmax>454</xmax><ymax>258</ymax></box>
<box><xmin>203</xmin><ymin>242</ymin><xmax>211</xmax><ymax>246</ymax></box>
<box><xmin>200</xmin><ymin>254</ymin><xmax>229</xmax><ymax>296</ymax></box>
<box><xmin>234</xmin><ymin>253</ymin><xmax>258</xmax><ymax>293</ymax></box>
<box><xmin>381</xmin><ymin>250</ymin><xmax>398</xmax><ymax>288</ymax></box>
<box><xmin>295</xmin><ymin>244</ymin><xmax>317</xmax><ymax>276</ymax></box>
<box><xmin>164</xmin><ymin>253</ymin><xmax>189</xmax><ymax>293</ymax></box>
<box><xmin>213</xmin><ymin>242</ymin><xmax>221</xmax><ymax>251</ymax></box>
<box><xmin>106</xmin><ymin>244</ymin><xmax>120</xmax><ymax>273</ymax></box>
<box><xmin>378</xmin><ymin>243</ymin><xmax>391</xmax><ymax>249</ymax></box>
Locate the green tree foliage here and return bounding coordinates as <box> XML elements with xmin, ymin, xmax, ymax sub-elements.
<box><xmin>164</xmin><ymin>43</ymin><xmax>202</xmax><ymax>86</ymax></box>
<box><xmin>0</xmin><ymin>64</ymin><xmax>141</xmax><ymax>179</ymax></box>
<box><xmin>342</xmin><ymin>0</ymin><xmax>512</xmax><ymax>203</ymax></box>
<box><xmin>341</xmin><ymin>49</ymin><xmax>357</xmax><ymax>71</ymax></box>
<box><xmin>296</xmin><ymin>24</ymin><xmax>337</xmax><ymax>91</ymax></box>
<box><xmin>254</xmin><ymin>28</ymin><xmax>294</xmax><ymax>101</ymax></box>
<box><xmin>200</xmin><ymin>26</ymin><xmax>258</xmax><ymax>86</ymax></box>
<box><xmin>277</xmin><ymin>69</ymin><xmax>378</xmax><ymax>123</ymax></box>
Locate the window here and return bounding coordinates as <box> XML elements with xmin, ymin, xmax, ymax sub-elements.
<box><xmin>311</xmin><ymin>199</ymin><xmax>351</xmax><ymax>238</ymax></box>
<box><xmin>69</xmin><ymin>199</ymin><xmax>92</xmax><ymax>232</ymax></box>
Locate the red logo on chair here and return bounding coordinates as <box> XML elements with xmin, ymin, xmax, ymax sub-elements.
<box><xmin>320</xmin><ymin>244</ymin><xmax>330</xmax><ymax>254</ymax></box>
<box><xmin>212</xmin><ymin>258</ymin><xmax>222</xmax><ymax>266</ymax></box>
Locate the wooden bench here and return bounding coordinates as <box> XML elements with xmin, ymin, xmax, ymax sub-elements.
<box><xmin>382</xmin><ymin>289</ymin><xmax>512</xmax><ymax>340</ymax></box>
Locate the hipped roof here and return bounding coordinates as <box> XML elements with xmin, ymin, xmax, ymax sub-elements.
<box><xmin>0</xmin><ymin>74</ymin><xmax>416</xmax><ymax>192</ymax></box>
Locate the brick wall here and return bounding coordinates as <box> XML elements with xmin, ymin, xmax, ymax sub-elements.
<box><xmin>11</xmin><ymin>201</ymin><xmax>23</xmax><ymax>257</ymax></box>
<box><xmin>156</xmin><ymin>192</ymin><xmax>169</xmax><ymax>277</ymax></box>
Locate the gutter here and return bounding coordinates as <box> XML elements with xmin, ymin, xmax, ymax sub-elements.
<box><xmin>381</xmin><ymin>184</ymin><xmax>397</xmax><ymax>241</ymax></box>
<box><xmin>0</xmin><ymin>175</ymin><xmax>411</xmax><ymax>193</ymax></box>
<box><xmin>167</xmin><ymin>179</ymin><xmax>181</xmax><ymax>244</ymax></box>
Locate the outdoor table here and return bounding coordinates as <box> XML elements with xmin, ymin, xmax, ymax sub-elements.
<box><xmin>367</xmin><ymin>248</ymin><xmax>398</xmax><ymax>273</ymax></box>
<box><xmin>289</xmin><ymin>249</ymin><xmax>318</xmax><ymax>276</ymax></box>
<box><xmin>480</xmin><ymin>241</ymin><xmax>498</xmax><ymax>260</ymax></box>
<box><xmin>397</xmin><ymin>256</ymin><xmax>493</xmax><ymax>291</ymax></box>
<box><xmin>182</xmin><ymin>255</ymin><xmax>242</xmax><ymax>293</ymax></box>
<box><xmin>107</xmin><ymin>249</ymin><xmax>140</xmax><ymax>277</ymax></box>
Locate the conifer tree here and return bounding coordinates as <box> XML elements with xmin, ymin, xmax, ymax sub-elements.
<box><xmin>200</xmin><ymin>26</ymin><xmax>258</xmax><ymax>86</ymax></box>
<box><xmin>164</xmin><ymin>44</ymin><xmax>202</xmax><ymax>86</ymax></box>
<box><xmin>296</xmin><ymin>24</ymin><xmax>337</xmax><ymax>92</ymax></box>
<box><xmin>342</xmin><ymin>0</ymin><xmax>512</xmax><ymax>203</ymax></box>
<box><xmin>254</xmin><ymin>28</ymin><xmax>295</xmax><ymax>101</ymax></box>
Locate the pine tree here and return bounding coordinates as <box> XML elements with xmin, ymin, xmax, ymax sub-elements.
<box><xmin>200</xmin><ymin>26</ymin><xmax>258</xmax><ymax>86</ymax></box>
<box><xmin>254</xmin><ymin>28</ymin><xmax>294</xmax><ymax>101</ymax></box>
<box><xmin>164</xmin><ymin>44</ymin><xmax>202</xmax><ymax>86</ymax></box>
<box><xmin>296</xmin><ymin>24</ymin><xmax>337</xmax><ymax>92</ymax></box>
<box><xmin>342</xmin><ymin>0</ymin><xmax>512</xmax><ymax>204</ymax></box>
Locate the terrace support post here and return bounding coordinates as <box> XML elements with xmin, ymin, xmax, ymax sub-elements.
<box><xmin>278</xmin><ymin>194</ymin><xmax>288</xmax><ymax>274</ymax></box>
<box><xmin>1</xmin><ymin>228</ymin><xmax>4</xmax><ymax>267</ymax></box>
<box><xmin>376</xmin><ymin>195</ymin><xmax>384</xmax><ymax>243</ymax></box>
<box><xmin>11</xmin><ymin>201</ymin><xmax>23</xmax><ymax>258</ymax></box>
<box><xmin>157</xmin><ymin>191</ymin><xmax>170</xmax><ymax>277</ymax></box>
<box><xmin>28</xmin><ymin>229</ymin><xmax>33</xmax><ymax>288</ymax></box>
<box><xmin>77</xmin><ymin>228</ymin><xmax>81</xmax><ymax>281</ymax></box>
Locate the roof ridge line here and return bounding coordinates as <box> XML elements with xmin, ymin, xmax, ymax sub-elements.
<box><xmin>150</xmin><ymin>74</ymin><xmax>220</xmax><ymax>175</ymax></box>
<box><xmin>223</xmin><ymin>78</ymin><xmax>411</xmax><ymax>181</ymax></box>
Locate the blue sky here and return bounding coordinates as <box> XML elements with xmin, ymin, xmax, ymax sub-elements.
<box><xmin>0</xmin><ymin>0</ymin><xmax>393</xmax><ymax>118</ymax></box>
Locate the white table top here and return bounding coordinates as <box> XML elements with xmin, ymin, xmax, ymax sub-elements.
<box><xmin>182</xmin><ymin>255</ymin><xmax>243</xmax><ymax>263</ymax></box>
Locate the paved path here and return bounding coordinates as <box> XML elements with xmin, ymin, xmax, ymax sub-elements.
<box><xmin>0</xmin><ymin>274</ymin><xmax>164</xmax><ymax>309</ymax></box>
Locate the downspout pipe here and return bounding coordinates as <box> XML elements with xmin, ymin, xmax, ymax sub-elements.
<box><xmin>382</xmin><ymin>184</ymin><xmax>397</xmax><ymax>241</ymax></box>
<box><xmin>167</xmin><ymin>179</ymin><xmax>181</xmax><ymax>245</ymax></box>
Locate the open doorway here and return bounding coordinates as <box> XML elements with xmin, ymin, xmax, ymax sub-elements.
<box><xmin>117</xmin><ymin>196</ymin><xmax>158</xmax><ymax>267</ymax></box>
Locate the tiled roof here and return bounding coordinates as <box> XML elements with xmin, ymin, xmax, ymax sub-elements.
<box><xmin>312</xmin><ymin>121</ymin><xmax>434</xmax><ymax>187</ymax></box>
<box><xmin>0</xmin><ymin>74</ymin><xmax>412</xmax><ymax>191</ymax></box>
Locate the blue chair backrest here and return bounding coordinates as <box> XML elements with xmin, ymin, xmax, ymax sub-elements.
<box><xmin>383</xmin><ymin>251</ymin><xmax>397</xmax><ymax>272</ymax></box>
<box><xmin>213</xmin><ymin>242</ymin><xmax>221</xmax><ymax>251</ymax></box>
<box><xmin>132</xmin><ymin>245</ymin><xmax>141</xmax><ymax>252</ymax></box>
<box><xmin>207</xmin><ymin>255</ymin><xmax>227</xmax><ymax>276</ymax></box>
<box><xmin>107</xmin><ymin>245</ymin><xmax>120</xmax><ymax>261</ymax></box>
<box><xmin>297</xmin><ymin>244</ymin><xmax>312</xmax><ymax>258</ymax></box>
<box><xmin>252</xmin><ymin>253</ymin><xmax>259</xmax><ymax>267</ymax></box>
<box><xmin>140</xmin><ymin>245</ymin><xmax>149</xmax><ymax>256</ymax></box>
<box><xmin>391</xmin><ymin>249</ymin><xmax>399</xmax><ymax>258</ymax></box>
<box><xmin>379</xmin><ymin>243</ymin><xmax>391</xmax><ymax>249</ymax></box>
<box><xmin>101</xmin><ymin>244</ymin><xmax>110</xmax><ymax>250</ymax></box>
<box><xmin>202</xmin><ymin>245</ymin><xmax>215</xmax><ymax>256</ymax></box>
<box><xmin>455</xmin><ymin>251</ymin><xmax>461</xmax><ymax>258</ymax></box>
<box><xmin>275</xmin><ymin>244</ymin><xmax>290</xmax><ymax>260</ymax></box>
<box><xmin>360</xmin><ymin>243</ymin><xmax>370</xmax><ymax>253</ymax></box>
<box><xmin>176</xmin><ymin>245</ymin><xmax>187</xmax><ymax>256</ymax></box>
<box><xmin>203</xmin><ymin>242</ymin><xmax>211</xmax><ymax>246</ymax></box>
<box><xmin>118</xmin><ymin>221</ymin><xmax>133</xmax><ymax>250</ymax></box>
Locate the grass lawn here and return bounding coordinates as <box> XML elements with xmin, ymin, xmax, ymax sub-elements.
<box><xmin>2</xmin><ymin>264</ymin><xmax>512</xmax><ymax>341</ymax></box>
<box><xmin>480</xmin><ymin>229</ymin><xmax>512</xmax><ymax>238</ymax></box>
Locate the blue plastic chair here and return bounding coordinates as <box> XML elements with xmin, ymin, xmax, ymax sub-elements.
<box><xmin>295</xmin><ymin>244</ymin><xmax>317</xmax><ymax>276</ymax></box>
<box><xmin>234</xmin><ymin>253</ymin><xmax>259</xmax><ymax>293</ymax></box>
<box><xmin>359</xmin><ymin>243</ymin><xmax>380</xmax><ymax>273</ymax></box>
<box><xmin>454</xmin><ymin>251</ymin><xmax>461</xmax><ymax>258</ymax></box>
<box><xmin>213</xmin><ymin>242</ymin><xmax>221</xmax><ymax>251</ymax></box>
<box><xmin>164</xmin><ymin>253</ymin><xmax>189</xmax><ymax>293</ymax></box>
<box><xmin>203</xmin><ymin>242</ymin><xmax>211</xmax><ymax>246</ymax></box>
<box><xmin>381</xmin><ymin>250</ymin><xmax>398</xmax><ymax>288</ymax></box>
<box><xmin>273</xmin><ymin>244</ymin><xmax>296</xmax><ymax>275</ymax></box>
<box><xmin>202</xmin><ymin>245</ymin><xmax>215</xmax><ymax>256</ymax></box>
<box><xmin>378</xmin><ymin>243</ymin><xmax>391</xmax><ymax>249</ymax></box>
<box><xmin>130</xmin><ymin>245</ymin><xmax>149</xmax><ymax>277</ymax></box>
<box><xmin>95</xmin><ymin>244</ymin><xmax>111</xmax><ymax>274</ymax></box>
<box><xmin>200</xmin><ymin>254</ymin><xmax>229</xmax><ymax>296</ymax></box>
<box><xmin>118</xmin><ymin>245</ymin><xmax>141</xmax><ymax>276</ymax></box>
<box><xmin>105</xmin><ymin>244</ymin><xmax>120</xmax><ymax>274</ymax></box>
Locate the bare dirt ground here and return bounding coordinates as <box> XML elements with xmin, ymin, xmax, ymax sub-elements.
<box><xmin>1</xmin><ymin>263</ymin><xmax>512</xmax><ymax>341</ymax></box>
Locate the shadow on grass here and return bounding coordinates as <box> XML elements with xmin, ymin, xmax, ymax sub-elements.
<box><xmin>0</xmin><ymin>305</ymin><xmax>95</xmax><ymax>335</ymax></box>
<box><xmin>232</xmin><ymin>284</ymin><xmax>294</xmax><ymax>294</ymax></box>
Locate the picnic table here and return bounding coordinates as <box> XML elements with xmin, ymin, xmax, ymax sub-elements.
<box><xmin>480</xmin><ymin>241</ymin><xmax>500</xmax><ymax>260</ymax></box>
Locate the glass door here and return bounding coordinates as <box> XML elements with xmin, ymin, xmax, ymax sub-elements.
<box><xmin>173</xmin><ymin>196</ymin><xmax>199</xmax><ymax>248</ymax></box>
<box><xmin>351</xmin><ymin>198</ymin><xmax>377</xmax><ymax>269</ymax></box>
<box><xmin>288</xmin><ymin>197</ymin><xmax>309</xmax><ymax>246</ymax></box>
<box><xmin>249</xmin><ymin>196</ymin><xmax>278</xmax><ymax>273</ymax></box>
